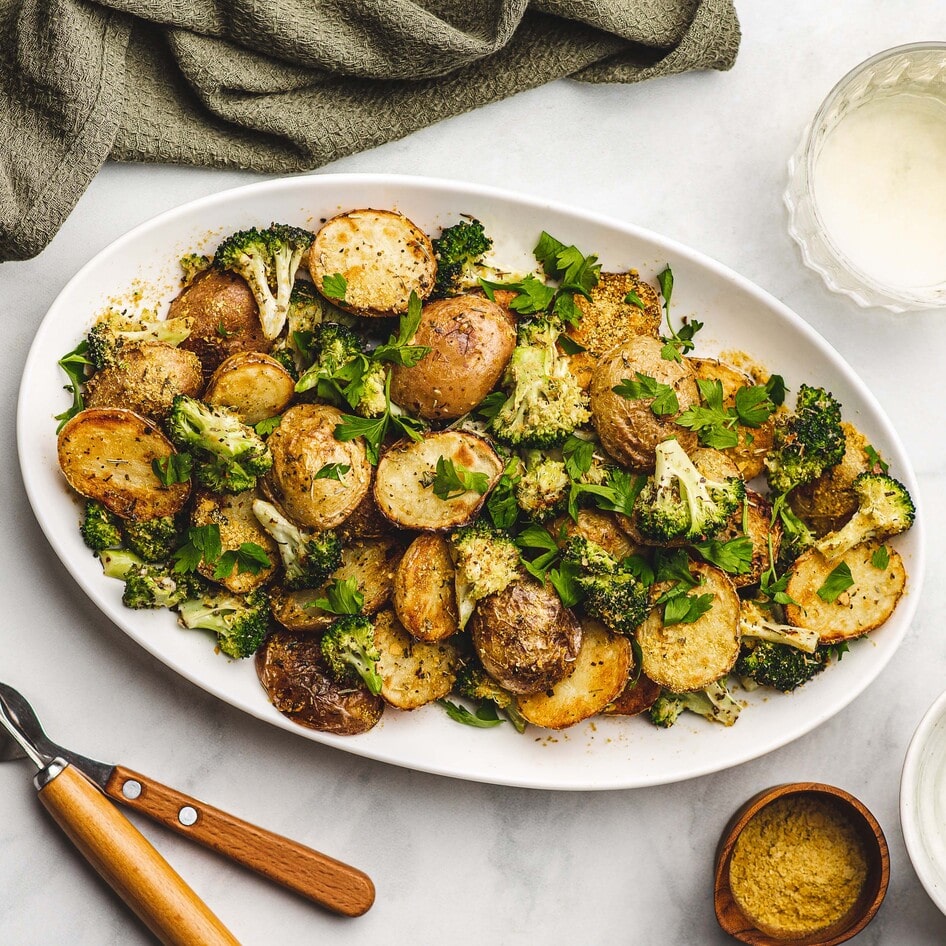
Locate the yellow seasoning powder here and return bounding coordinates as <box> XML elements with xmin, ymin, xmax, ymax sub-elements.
<box><xmin>728</xmin><ymin>795</ymin><xmax>869</xmax><ymax>938</ymax></box>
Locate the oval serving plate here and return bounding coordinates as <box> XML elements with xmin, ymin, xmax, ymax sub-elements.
<box><xmin>17</xmin><ymin>174</ymin><xmax>924</xmax><ymax>791</ymax></box>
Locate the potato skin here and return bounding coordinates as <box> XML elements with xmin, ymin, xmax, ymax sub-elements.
<box><xmin>203</xmin><ymin>351</ymin><xmax>296</xmax><ymax>425</ymax></box>
<box><xmin>255</xmin><ymin>629</ymin><xmax>384</xmax><ymax>735</ymax></box>
<box><xmin>471</xmin><ymin>579</ymin><xmax>581</xmax><ymax>695</ymax></box>
<box><xmin>590</xmin><ymin>335</ymin><xmax>699</xmax><ymax>471</ymax></box>
<box><xmin>550</xmin><ymin>508</ymin><xmax>639</xmax><ymax>561</ymax></box>
<box><xmin>389</xmin><ymin>295</ymin><xmax>515</xmax><ymax>421</ymax></box>
<box><xmin>603</xmin><ymin>673</ymin><xmax>663</xmax><ymax>717</ymax></box>
<box><xmin>393</xmin><ymin>534</ymin><xmax>459</xmax><ymax>642</ymax></box>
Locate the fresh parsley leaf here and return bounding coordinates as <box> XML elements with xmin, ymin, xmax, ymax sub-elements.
<box><xmin>214</xmin><ymin>543</ymin><xmax>272</xmax><ymax>580</ymax></box>
<box><xmin>254</xmin><ymin>416</ymin><xmax>282</xmax><ymax>436</ymax></box>
<box><xmin>657</xmin><ymin>266</ymin><xmax>674</xmax><ymax>309</ymax></box>
<box><xmin>152</xmin><ymin>453</ymin><xmax>192</xmax><ymax>487</ymax></box>
<box><xmin>612</xmin><ymin>373</ymin><xmax>679</xmax><ymax>416</ymax></box>
<box><xmin>172</xmin><ymin>524</ymin><xmax>223</xmax><ymax>574</ymax></box>
<box><xmin>314</xmin><ymin>577</ymin><xmax>364</xmax><ymax>615</ymax></box>
<box><xmin>533</xmin><ymin>232</ymin><xmax>601</xmax><ymax>299</ymax></box>
<box><xmin>624</xmin><ymin>290</ymin><xmax>645</xmax><ymax>309</ymax></box>
<box><xmin>314</xmin><ymin>462</ymin><xmax>350</xmax><ymax>482</ymax></box>
<box><xmin>428</xmin><ymin>456</ymin><xmax>490</xmax><ymax>501</ymax></box>
<box><xmin>691</xmin><ymin>536</ymin><xmax>754</xmax><ymax>575</ymax></box>
<box><xmin>654</xmin><ymin>549</ymin><xmax>699</xmax><ymax>588</ymax></box>
<box><xmin>439</xmin><ymin>699</ymin><xmax>504</xmax><ymax>728</ymax></box>
<box><xmin>486</xmin><ymin>466</ymin><xmax>520</xmax><ymax>530</ymax></box>
<box><xmin>548</xmin><ymin>560</ymin><xmax>583</xmax><ymax>608</ymax></box>
<box><xmin>622</xmin><ymin>554</ymin><xmax>655</xmax><ymax>587</ymax></box>
<box><xmin>568</xmin><ymin>469</ymin><xmax>644</xmax><ymax>520</ymax></box>
<box><xmin>515</xmin><ymin>524</ymin><xmax>560</xmax><ymax>581</ymax></box>
<box><xmin>216</xmin><ymin>322</ymin><xmax>233</xmax><ymax>339</ymax></box>
<box><xmin>663</xmin><ymin>592</ymin><xmax>714</xmax><ymax>626</ymax></box>
<box><xmin>562</xmin><ymin>435</ymin><xmax>595</xmax><ymax>480</ymax></box>
<box><xmin>865</xmin><ymin>444</ymin><xmax>889</xmax><ymax>474</ymax></box>
<box><xmin>474</xmin><ymin>390</ymin><xmax>506</xmax><ymax>420</ymax></box>
<box><xmin>764</xmin><ymin>374</ymin><xmax>787</xmax><ymax>406</ymax></box>
<box><xmin>654</xmin><ymin>264</ymin><xmax>703</xmax><ymax>362</ymax></box>
<box><xmin>321</xmin><ymin>273</ymin><xmax>347</xmax><ymax>301</ymax></box>
<box><xmin>54</xmin><ymin>340</ymin><xmax>92</xmax><ymax>431</ymax></box>
<box><xmin>734</xmin><ymin>385</ymin><xmax>776</xmax><ymax>427</ymax></box>
<box><xmin>871</xmin><ymin>545</ymin><xmax>890</xmax><ymax>570</ymax></box>
<box><xmin>557</xmin><ymin>333</ymin><xmax>587</xmax><ymax>355</ymax></box>
<box><xmin>370</xmin><ymin>292</ymin><xmax>431</xmax><ymax>367</ymax></box>
<box><xmin>816</xmin><ymin>562</ymin><xmax>855</xmax><ymax>602</ymax></box>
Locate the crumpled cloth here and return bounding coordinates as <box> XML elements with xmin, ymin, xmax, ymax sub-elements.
<box><xmin>0</xmin><ymin>0</ymin><xmax>740</xmax><ymax>261</ymax></box>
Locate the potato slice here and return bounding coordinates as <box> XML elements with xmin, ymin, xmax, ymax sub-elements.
<box><xmin>373</xmin><ymin>609</ymin><xmax>459</xmax><ymax>710</ymax></box>
<box><xmin>203</xmin><ymin>351</ymin><xmax>296</xmax><ymax>425</ymax></box>
<box><xmin>191</xmin><ymin>489</ymin><xmax>278</xmax><ymax>593</ymax></box>
<box><xmin>309</xmin><ymin>209</ymin><xmax>436</xmax><ymax>318</ymax></box>
<box><xmin>57</xmin><ymin>408</ymin><xmax>189</xmax><ymax>520</ymax></box>
<box><xmin>256</xmin><ymin>629</ymin><xmax>384</xmax><ymax>735</ymax></box>
<box><xmin>636</xmin><ymin>562</ymin><xmax>741</xmax><ymax>692</ymax></box>
<box><xmin>549</xmin><ymin>508</ymin><xmax>640</xmax><ymax>561</ymax></box>
<box><xmin>393</xmin><ymin>534</ymin><xmax>459</xmax><ymax>642</ymax></box>
<box><xmin>270</xmin><ymin>536</ymin><xmax>404</xmax><ymax>631</ymax></box>
<box><xmin>374</xmin><ymin>430</ymin><xmax>503</xmax><ymax>531</ymax></box>
<box><xmin>784</xmin><ymin>542</ymin><xmax>906</xmax><ymax>643</ymax></box>
<box><xmin>517</xmin><ymin>619</ymin><xmax>631</xmax><ymax>730</ymax></box>
<box><xmin>711</xmin><ymin>489</ymin><xmax>781</xmax><ymax>590</ymax></box>
<box><xmin>602</xmin><ymin>673</ymin><xmax>663</xmax><ymax>716</ymax></box>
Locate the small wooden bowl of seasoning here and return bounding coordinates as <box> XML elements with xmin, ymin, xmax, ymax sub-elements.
<box><xmin>714</xmin><ymin>783</ymin><xmax>889</xmax><ymax>945</ymax></box>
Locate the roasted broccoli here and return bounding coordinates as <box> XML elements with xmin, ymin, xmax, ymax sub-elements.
<box><xmin>450</xmin><ymin>520</ymin><xmax>521</xmax><ymax>629</ymax></box>
<box><xmin>86</xmin><ymin>312</ymin><xmax>192</xmax><ymax>371</ymax></box>
<box><xmin>80</xmin><ymin>500</ymin><xmax>123</xmax><ymax>552</ymax></box>
<box><xmin>738</xmin><ymin>601</ymin><xmax>819</xmax><ymax>653</ymax></box>
<box><xmin>814</xmin><ymin>473</ymin><xmax>915</xmax><ymax>561</ymax></box>
<box><xmin>455</xmin><ymin>664</ymin><xmax>527</xmax><ymax>733</ymax></box>
<box><xmin>122</xmin><ymin>515</ymin><xmax>180</xmax><ymax>563</ymax></box>
<box><xmin>633</xmin><ymin>438</ymin><xmax>745</xmax><ymax>543</ymax></box>
<box><xmin>123</xmin><ymin>564</ymin><xmax>203</xmax><ymax>610</ymax></box>
<box><xmin>166</xmin><ymin>394</ymin><xmax>272</xmax><ymax>493</ymax></box>
<box><xmin>515</xmin><ymin>454</ymin><xmax>570</xmax><ymax>522</ymax></box>
<box><xmin>99</xmin><ymin>549</ymin><xmax>145</xmax><ymax>580</ymax></box>
<box><xmin>251</xmin><ymin>499</ymin><xmax>342</xmax><ymax>590</ymax></box>
<box><xmin>736</xmin><ymin>641</ymin><xmax>829</xmax><ymax>692</ymax></box>
<box><xmin>765</xmin><ymin>385</ymin><xmax>846</xmax><ymax>495</ymax></box>
<box><xmin>177</xmin><ymin>588</ymin><xmax>270</xmax><ymax>658</ymax></box>
<box><xmin>776</xmin><ymin>502</ymin><xmax>815</xmax><ymax>571</ymax></box>
<box><xmin>649</xmin><ymin>680</ymin><xmax>741</xmax><ymax>727</ymax></box>
<box><xmin>489</xmin><ymin>319</ymin><xmax>590</xmax><ymax>449</ymax></box>
<box><xmin>179</xmin><ymin>253</ymin><xmax>211</xmax><ymax>285</ymax></box>
<box><xmin>320</xmin><ymin>615</ymin><xmax>383</xmax><ymax>695</ymax></box>
<box><xmin>431</xmin><ymin>218</ymin><xmax>494</xmax><ymax>298</ymax></box>
<box><xmin>214</xmin><ymin>223</ymin><xmax>314</xmax><ymax>340</ymax></box>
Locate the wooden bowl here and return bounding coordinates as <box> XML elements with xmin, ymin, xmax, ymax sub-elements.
<box><xmin>714</xmin><ymin>783</ymin><xmax>889</xmax><ymax>945</ymax></box>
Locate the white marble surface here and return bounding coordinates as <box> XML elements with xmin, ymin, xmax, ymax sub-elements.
<box><xmin>2</xmin><ymin>2</ymin><xmax>945</xmax><ymax>943</ymax></box>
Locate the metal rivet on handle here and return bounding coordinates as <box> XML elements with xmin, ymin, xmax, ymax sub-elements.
<box><xmin>121</xmin><ymin>780</ymin><xmax>142</xmax><ymax>800</ymax></box>
<box><xmin>178</xmin><ymin>806</ymin><xmax>198</xmax><ymax>826</ymax></box>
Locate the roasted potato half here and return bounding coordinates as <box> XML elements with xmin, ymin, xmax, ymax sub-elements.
<box><xmin>471</xmin><ymin>579</ymin><xmax>582</xmax><ymax>695</ymax></box>
<box><xmin>636</xmin><ymin>562</ymin><xmax>741</xmax><ymax>692</ymax></box>
<box><xmin>550</xmin><ymin>508</ymin><xmax>640</xmax><ymax>561</ymax></box>
<box><xmin>602</xmin><ymin>673</ymin><xmax>663</xmax><ymax>717</ymax></box>
<box><xmin>309</xmin><ymin>209</ymin><xmax>436</xmax><ymax>318</ymax></box>
<box><xmin>784</xmin><ymin>542</ymin><xmax>906</xmax><ymax>643</ymax></box>
<box><xmin>203</xmin><ymin>352</ymin><xmax>296</xmax><ymax>425</ymax></box>
<box><xmin>171</xmin><ymin>268</ymin><xmax>270</xmax><ymax>375</ymax></box>
<box><xmin>711</xmin><ymin>489</ymin><xmax>781</xmax><ymax>590</ymax></box>
<box><xmin>374</xmin><ymin>430</ymin><xmax>503</xmax><ymax>531</ymax></box>
<box><xmin>373</xmin><ymin>608</ymin><xmax>460</xmax><ymax>710</ymax></box>
<box><xmin>590</xmin><ymin>335</ymin><xmax>700</xmax><ymax>471</ymax></box>
<box><xmin>58</xmin><ymin>408</ymin><xmax>190</xmax><ymax>520</ymax></box>
<box><xmin>393</xmin><ymin>534</ymin><xmax>459</xmax><ymax>642</ymax></box>
<box><xmin>263</xmin><ymin>404</ymin><xmax>372</xmax><ymax>530</ymax></box>
<box><xmin>84</xmin><ymin>341</ymin><xmax>203</xmax><ymax>420</ymax></box>
<box><xmin>256</xmin><ymin>629</ymin><xmax>384</xmax><ymax>735</ymax></box>
<box><xmin>389</xmin><ymin>295</ymin><xmax>516</xmax><ymax>420</ymax></box>
<box><xmin>190</xmin><ymin>489</ymin><xmax>278</xmax><ymax>594</ymax></box>
<box><xmin>517</xmin><ymin>619</ymin><xmax>631</xmax><ymax>730</ymax></box>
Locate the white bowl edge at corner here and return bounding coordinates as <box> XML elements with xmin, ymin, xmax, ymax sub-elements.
<box><xmin>901</xmin><ymin>687</ymin><xmax>946</xmax><ymax>913</ymax></box>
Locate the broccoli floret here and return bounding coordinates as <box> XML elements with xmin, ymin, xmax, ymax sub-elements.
<box><xmin>633</xmin><ymin>438</ymin><xmax>745</xmax><ymax>543</ymax></box>
<box><xmin>649</xmin><ymin>681</ymin><xmax>741</xmax><ymax>728</ymax></box>
<box><xmin>320</xmin><ymin>615</ymin><xmax>383</xmax><ymax>695</ymax></box>
<box><xmin>765</xmin><ymin>385</ymin><xmax>846</xmax><ymax>495</ymax></box>
<box><xmin>177</xmin><ymin>588</ymin><xmax>270</xmax><ymax>658</ymax></box>
<box><xmin>86</xmin><ymin>312</ymin><xmax>192</xmax><ymax>371</ymax></box>
<box><xmin>515</xmin><ymin>454</ymin><xmax>570</xmax><ymax>522</ymax></box>
<box><xmin>814</xmin><ymin>473</ymin><xmax>915</xmax><ymax>561</ymax></box>
<box><xmin>123</xmin><ymin>564</ymin><xmax>203</xmax><ymax>610</ymax></box>
<box><xmin>736</xmin><ymin>641</ymin><xmax>829</xmax><ymax>692</ymax></box>
<box><xmin>776</xmin><ymin>502</ymin><xmax>815</xmax><ymax>570</ymax></box>
<box><xmin>80</xmin><ymin>500</ymin><xmax>123</xmax><ymax>552</ymax></box>
<box><xmin>214</xmin><ymin>223</ymin><xmax>314</xmax><ymax>340</ymax></box>
<box><xmin>450</xmin><ymin>520</ymin><xmax>521</xmax><ymax>629</ymax></box>
<box><xmin>166</xmin><ymin>395</ymin><xmax>271</xmax><ymax>493</ymax></box>
<box><xmin>251</xmin><ymin>499</ymin><xmax>342</xmax><ymax>590</ymax></box>
<box><xmin>431</xmin><ymin>218</ymin><xmax>494</xmax><ymax>298</ymax></box>
<box><xmin>99</xmin><ymin>549</ymin><xmax>145</xmax><ymax>580</ymax></box>
<box><xmin>739</xmin><ymin>601</ymin><xmax>819</xmax><ymax>653</ymax></box>
<box><xmin>122</xmin><ymin>515</ymin><xmax>180</xmax><ymax>563</ymax></box>
<box><xmin>180</xmin><ymin>253</ymin><xmax>211</xmax><ymax>285</ymax></box>
<box><xmin>489</xmin><ymin>320</ymin><xmax>590</xmax><ymax>449</ymax></box>
<box><xmin>455</xmin><ymin>664</ymin><xmax>527</xmax><ymax>733</ymax></box>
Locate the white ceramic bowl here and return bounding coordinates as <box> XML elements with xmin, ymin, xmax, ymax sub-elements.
<box><xmin>901</xmin><ymin>688</ymin><xmax>946</xmax><ymax>912</ymax></box>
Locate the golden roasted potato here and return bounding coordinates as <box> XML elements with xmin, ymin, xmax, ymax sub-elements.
<box><xmin>393</xmin><ymin>534</ymin><xmax>459</xmax><ymax>642</ymax></box>
<box><xmin>308</xmin><ymin>209</ymin><xmax>436</xmax><ymax>317</ymax></box>
<box><xmin>389</xmin><ymin>294</ymin><xmax>516</xmax><ymax>420</ymax></box>
<box><xmin>190</xmin><ymin>489</ymin><xmax>278</xmax><ymax>593</ymax></box>
<box><xmin>336</xmin><ymin>486</ymin><xmax>391</xmax><ymax>543</ymax></box>
<box><xmin>784</xmin><ymin>542</ymin><xmax>906</xmax><ymax>643</ymax></box>
<box><xmin>203</xmin><ymin>352</ymin><xmax>296</xmax><ymax>425</ymax></box>
<box><xmin>471</xmin><ymin>579</ymin><xmax>582</xmax><ymax>695</ymax></box>
<box><xmin>710</xmin><ymin>489</ymin><xmax>781</xmax><ymax>589</ymax></box>
<box><xmin>84</xmin><ymin>341</ymin><xmax>203</xmax><ymax>420</ymax></box>
<box><xmin>636</xmin><ymin>562</ymin><xmax>741</xmax><ymax>692</ymax></box>
<box><xmin>263</xmin><ymin>404</ymin><xmax>371</xmax><ymax>530</ymax></box>
<box><xmin>603</xmin><ymin>673</ymin><xmax>663</xmax><ymax>717</ymax></box>
<box><xmin>373</xmin><ymin>609</ymin><xmax>460</xmax><ymax>710</ymax></box>
<box><xmin>550</xmin><ymin>508</ymin><xmax>639</xmax><ymax>561</ymax></box>
<box><xmin>171</xmin><ymin>268</ymin><xmax>270</xmax><ymax>375</ymax></box>
<box><xmin>373</xmin><ymin>430</ymin><xmax>503</xmax><ymax>531</ymax></box>
<box><xmin>57</xmin><ymin>408</ymin><xmax>189</xmax><ymax>520</ymax></box>
<box><xmin>589</xmin><ymin>335</ymin><xmax>700</xmax><ymax>471</ymax></box>
<box><xmin>517</xmin><ymin>619</ymin><xmax>631</xmax><ymax>730</ymax></box>
<box><xmin>255</xmin><ymin>629</ymin><xmax>384</xmax><ymax>735</ymax></box>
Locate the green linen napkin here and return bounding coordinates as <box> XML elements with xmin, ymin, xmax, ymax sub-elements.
<box><xmin>0</xmin><ymin>0</ymin><xmax>740</xmax><ymax>262</ymax></box>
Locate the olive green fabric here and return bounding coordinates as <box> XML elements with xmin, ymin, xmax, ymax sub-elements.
<box><xmin>0</xmin><ymin>0</ymin><xmax>740</xmax><ymax>261</ymax></box>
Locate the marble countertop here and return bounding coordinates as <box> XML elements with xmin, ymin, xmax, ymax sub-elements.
<box><xmin>3</xmin><ymin>2</ymin><xmax>945</xmax><ymax>943</ymax></box>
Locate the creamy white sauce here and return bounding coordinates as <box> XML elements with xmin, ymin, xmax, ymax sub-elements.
<box><xmin>813</xmin><ymin>91</ymin><xmax>946</xmax><ymax>289</ymax></box>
